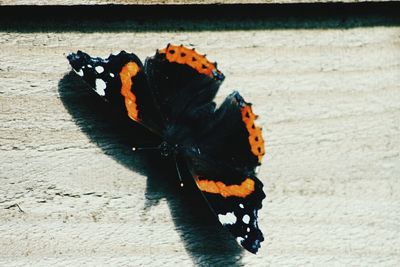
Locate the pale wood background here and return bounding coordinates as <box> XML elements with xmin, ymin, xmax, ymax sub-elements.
<box><xmin>0</xmin><ymin>4</ymin><xmax>399</xmax><ymax>267</ymax></box>
<box><xmin>0</xmin><ymin>0</ymin><xmax>390</xmax><ymax>5</ymax></box>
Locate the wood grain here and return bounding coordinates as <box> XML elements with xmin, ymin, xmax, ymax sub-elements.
<box><xmin>0</xmin><ymin>0</ymin><xmax>390</xmax><ymax>5</ymax></box>
<box><xmin>0</xmin><ymin>11</ymin><xmax>399</xmax><ymax>267</ymax></box>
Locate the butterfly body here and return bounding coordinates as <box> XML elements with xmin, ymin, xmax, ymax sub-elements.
<box><xmin>67</xmin><ymin>44</ymin><xmax>266</xmax><ymax>254</ymax></box>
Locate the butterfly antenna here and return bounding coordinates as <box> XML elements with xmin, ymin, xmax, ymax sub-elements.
<box><xmin>132</xmin><ymin>146</ymin><xmax>159</xmax><ymax>151</ymax></box>
<box><xmin>174</xmin><ymin>155</ymin><xmax>184</xmax><ymax>188</ymax></box>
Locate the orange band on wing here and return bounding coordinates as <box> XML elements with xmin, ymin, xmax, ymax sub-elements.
<box><xmin>120</xmin><ymin>62</ymin><xmax>140</xmax><ymax>121</ymax></box>
<box><xmin>241</xmin><ymin>104</ymin><xmax>265</xmax><ymax>163</ymax></box>
<box><xmin>195</xmin><ymin>177</ymin><xmax>255</xmax><ymax>198</ymax></box>
<box><xmin>159</xmin><ymin>44</ymin><xmax>222</xmax><ymax>79</ymax></box>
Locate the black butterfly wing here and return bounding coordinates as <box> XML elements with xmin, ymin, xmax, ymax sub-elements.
<box><xmin>195</xmin><ymin>91</ymin><xmax>265</xmax><ymax>173</ymax></box>
<box><xmin>183</xmin><ymin>92</ymin><xmax>266</xmax><ymax>254</ymax></box>
<box><xmin>183</xmin><ymin>150</ymin><xmax>265</xmax><ymax>254</ymax></box>
<box><xmin>67</xmin><ymin>50</ymin><xmax>163</xmax><ymax>135</ymax></box>
<box><xmin>143</xmin><ymin>44</ymin><xmax>224</xmax><ymax>144</ymax></box>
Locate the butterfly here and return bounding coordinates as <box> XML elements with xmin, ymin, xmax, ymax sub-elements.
<box><xmin>67</xmin><ymin>44</ymin><xmax>266</xmax><ymax>254</ymax></box>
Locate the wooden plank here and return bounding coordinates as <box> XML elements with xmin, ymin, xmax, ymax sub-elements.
<box><xmin>1</xmin><ymin>11</ymin><xmax>399</xmax><ymax>266</ymax></box>
<box><xmin>0</xmin><ymin>0</ymin><xmax>393</xmax><ymax>5</ymax></box>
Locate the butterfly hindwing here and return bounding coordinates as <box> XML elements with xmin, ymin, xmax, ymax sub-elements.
<box><xmin>67</xmin><ymin>50</ymin><xmax>163</xmax><ymax>135</ymax></box>
<box><xmin>194</xmin><ymin>91</ymin><xmax>265</xmax><ymax>174</ymax></box>
<box><xmin>144</xmin><ymin>44</ymin><xmax>225</xmax><ymax>143</ymax></box>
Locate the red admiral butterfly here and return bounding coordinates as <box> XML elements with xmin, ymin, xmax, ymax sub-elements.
<box><xmin>67</xmin><ymin>44</ymin><xmax>266</xmax><ymax>254</ymax></box>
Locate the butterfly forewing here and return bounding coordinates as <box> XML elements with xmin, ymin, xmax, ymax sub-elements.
<box><xmin>67</xmin><ymin>50</ymin><xmax>163</xmax><ymax>135</ymax></box>
<box><xmin>194</xmin><ymin>174</ymin><xmax>265</xmax><ymax>254</ymax></box>
<box><xmin>183</xmin><ymin>148</ymin><xmax>266</xmax><ymax>254</ymax></box>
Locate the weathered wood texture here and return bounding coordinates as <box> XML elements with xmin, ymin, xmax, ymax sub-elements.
<box><xmin>0</xmin><ymin>7</ymin><xmax>400</xmax><ymax>267</ymax></box>
<box><xmin>0</xmin><ymin>0</ymin><xmax>391</xmax><ymax>5</ymax></box>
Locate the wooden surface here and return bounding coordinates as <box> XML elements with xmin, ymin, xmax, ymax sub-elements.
<box><xmin>0</xmin><ymin>0</ymin><xmax>390</xmax><ymax>5</ymax></box>
<box><xmin>0</xmin><ymin>6</ymin><xmax>400</xmax><ymax>267</ymax></box>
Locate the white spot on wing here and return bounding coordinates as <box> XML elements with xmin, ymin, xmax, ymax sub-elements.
<box><xmin>87</xmin><ymin>64</ymin><xmax>92</xmax><ymax>68</ymax></box>
<box><xmin>95</xmin><ymin>79</ymin><xmax>106</xmax><ymax>96</ymax></box>
<box><xmin>242</xmin><ymin>214</ymin><xmax>250</xmax><ymax>224</ymax></box>
<box><xmin>110</xmin><ymin>73</ymin><xmax>115</xmax><ymax>78</ymax></box>
<box><xmin>218</xmin><ymin>212</ymin><xmax>237</xmax><ymax>225</ymax></box>
<box><xmin>95</xmin><ymin>66</ymin><xmax>104</xmax><ymax>73</ymax></box>
<box><xmin>247</xmin><ymin>227</ymin><xmax>250</xmax><ymax>232</ymax></box>
<box><xmin>239</xmin><ymin>203</ymin><xmax>244</xmax><ymax>209</ymax></box>
<box><xmin>73</xmin><ymin>69</ymin><xmax>83</xmax><ymax>76</ymax></box>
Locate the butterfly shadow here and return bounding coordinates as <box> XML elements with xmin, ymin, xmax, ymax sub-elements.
<box><xmin>58</xmin><ymin>72</ymin><xmax>245</xmax><ymax>267</ymax></box>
